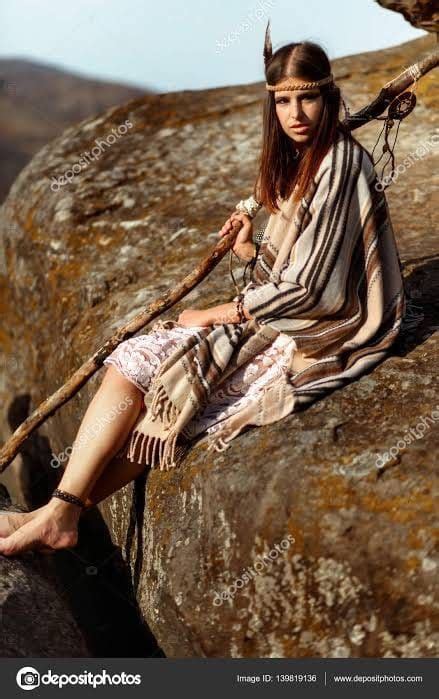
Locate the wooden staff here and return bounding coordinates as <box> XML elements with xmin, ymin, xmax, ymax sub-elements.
<box><xmin>0</xmin><ymin>49</ymin><xmax>438</xmax><ymax>472</ymax></box>
<box><xmin>342</xmin><ymin>49</ymin><xmax>439</xmax><ymax>129</ymax></box>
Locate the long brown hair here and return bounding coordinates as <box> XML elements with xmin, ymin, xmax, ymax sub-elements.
<box><xmin>254</xmin><ymin>22</ymin><xmax>361</xmax><ymax>213</ymax></box>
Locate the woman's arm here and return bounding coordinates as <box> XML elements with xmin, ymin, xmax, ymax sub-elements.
<box><xmin>210</xmin><ymin>301</ymin><xmax>254</xmax><ymax>323</ymax></box>
<box><xmin>236</xmin><ymin>241</ymin><xmax>257</xmax><ymax>262</ymax></box>
<box><xmin>178</xmin><ymin>301</ymin><xmax>254</xmax><ymax>327</ymax></box>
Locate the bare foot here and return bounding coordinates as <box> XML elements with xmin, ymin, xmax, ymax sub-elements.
<box><xmin>0</xmin><ymin>507</ymin><xmax>46</xmax><ymax>538</ymax></box>
<box><xmin>0</xmin><ymin>502</ymin><xmax>81</xmax><ymax>557</ymax></box>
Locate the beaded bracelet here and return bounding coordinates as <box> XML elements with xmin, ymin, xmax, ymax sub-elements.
<box><xmin>52</xmin><ymin>488</ymin><xmax>85</xmax><ymax>509</ymax></box>
<box><xmin>254</xmin><ymin>225</ymin><xmax>266</xmax><ymax>244</ymax></box>
<box><xmin>235</xmin><ymin>195</ymin><xmax>262</xmax><ymax>219</ymax></box>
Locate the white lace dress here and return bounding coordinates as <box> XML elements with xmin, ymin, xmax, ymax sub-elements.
<box><xmin>103</xmin><ymin>321</ymin><xmax>297</xmax><ymax>444</ymax></box>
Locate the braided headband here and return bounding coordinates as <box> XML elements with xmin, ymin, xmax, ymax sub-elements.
<box><xmin>266</xmin><ymin>74</ymin><xmax>334</xmax><ymax>91</ymax></box>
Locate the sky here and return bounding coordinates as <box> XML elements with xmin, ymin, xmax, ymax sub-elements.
<box><xmin>0</xmin><ymin>0</ymin><xmax>426</xmax><ymax>93</ymax></box>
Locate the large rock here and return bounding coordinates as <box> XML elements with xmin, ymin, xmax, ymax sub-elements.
<box><xmin>376</xmin><ymin>0</ymin><xmax>439</xmax><ymax>33</ymax></box>
<box><xmin>0</xmin><ymin>495</ymin><xmax>90</xmax><ymax>657</ymax></box>
<box><xmin>0</xmin><ymin>34</ymin><xmax>438</xmax><ymax>657</ymax></box>
<box><xmin>0</xmin><ymin>490</ymin><xmax>163</xmax><ymax>657</ymax></box>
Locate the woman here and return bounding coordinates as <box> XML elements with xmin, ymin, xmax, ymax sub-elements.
<box><xmin>0</xmin><ymin>27</ymin><xmax>405</xmax><ymax>556</ymax></box>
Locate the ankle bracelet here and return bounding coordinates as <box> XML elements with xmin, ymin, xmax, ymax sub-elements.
<box><xmin>52</xmin><ymin>488</ymin><xmax>85</xmax><ymax>509</ymax></box>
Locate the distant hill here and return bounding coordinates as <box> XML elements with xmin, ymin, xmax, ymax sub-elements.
<box><xmin>0</xmin><ymin>59</ymin><xmax>149</xmax><ymax>201</ymax></box>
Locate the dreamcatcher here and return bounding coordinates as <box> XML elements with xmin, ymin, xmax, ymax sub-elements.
<box><xmin>340</xmin><ymin>63</ymin><xmax>421</xmax><ymax>191</ymax></box>
<box><xmin>370</xmin><ymin>65</ymin><xmax>420</xmax><ymax>190</ymax></box>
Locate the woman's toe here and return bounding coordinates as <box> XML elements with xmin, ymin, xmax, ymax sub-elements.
<box><xmin>0</xmin><ymin>524</ymin><xmax>37</xmax><ymax>556</ymax></box>
<box><xmin>0</xmin><ymin>518</ymin><xmax>78</xmax><ymax>556</ymax></box>
<box><xmin>0</xmin><ymin>512</ymin><xmax>31</xmax><ymax>538</ymax></box>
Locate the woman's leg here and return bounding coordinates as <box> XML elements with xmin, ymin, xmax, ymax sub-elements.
<box><xmin>0</xmin><ymin>366</ymin><xmax>145</xmax><ymax>555</ymax></box>
<box><xmin>82</xmin><ymin>451</ymin><xmax>149</xmax><ymax>509</ymax></box>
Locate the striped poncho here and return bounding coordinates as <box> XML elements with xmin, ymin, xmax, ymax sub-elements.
<box><xmin>125</xmin><ymin>130</ymin><xmax>406</xmax><ymax>470</ymax></box>
<box><xmin>241</xmin><ymin>129</ymin><xmax>406</xmax><ymax>373</ymax></box>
